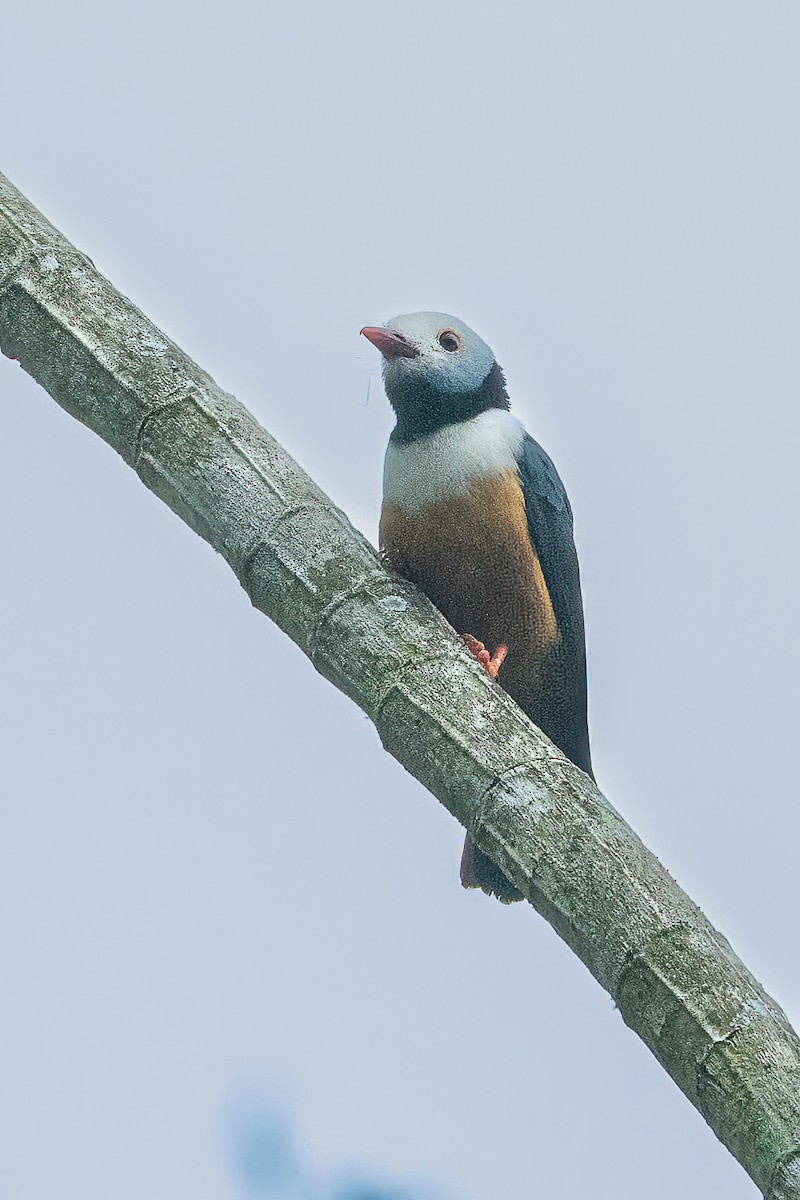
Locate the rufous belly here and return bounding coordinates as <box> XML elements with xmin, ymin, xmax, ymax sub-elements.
<box><xmin>380</xmin><ymin>470</ymin><xmax>560</xmax><ymax>704</ymax></box>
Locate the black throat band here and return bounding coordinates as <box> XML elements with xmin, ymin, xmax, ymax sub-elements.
<box><xmin>389</xmin><ymin>361</ymin><xmax>510</xmax><ymax>444</ymax></box>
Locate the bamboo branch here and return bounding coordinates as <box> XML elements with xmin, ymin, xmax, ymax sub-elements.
<box><xmin>1</xmin><ymin>171</ymin><xmax>798</xmax><ymax>1199</ymax></box>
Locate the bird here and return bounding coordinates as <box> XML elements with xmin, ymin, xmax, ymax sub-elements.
<box><xmin>361</xmin><ymin>311</ymin><xmax>593</xmax><ymax>903</ymax></box>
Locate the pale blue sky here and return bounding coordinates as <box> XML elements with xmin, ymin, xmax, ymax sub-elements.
<box><xmin>2</xmin><ymin>3</ymin><xmax>799</xmax><ymax>1197</ymax></box>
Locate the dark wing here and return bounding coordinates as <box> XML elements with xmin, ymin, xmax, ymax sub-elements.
<box><xmin>516</xmin><ymin>433</ymin><xmax>593</xmax><ymax>778</ymax></box>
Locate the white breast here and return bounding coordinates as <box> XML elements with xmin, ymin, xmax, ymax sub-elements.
<box><xmin>383</xmin><ymin>409</ymin><xmax>526</xmax><ymax>513</ymax></box>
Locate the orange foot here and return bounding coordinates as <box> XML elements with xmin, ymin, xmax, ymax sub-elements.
<box><xmin>463</xmin><ymin>635</ymin><xmax>508</xmax><ymax>679</ymax></box>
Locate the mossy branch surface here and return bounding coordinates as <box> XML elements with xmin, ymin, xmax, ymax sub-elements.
<box><xmin>1</xmin><ymin>172</ymin><xmax>798</xmax><ymax>1198</ymax></box>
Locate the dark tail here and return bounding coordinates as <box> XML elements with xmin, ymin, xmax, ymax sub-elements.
<box><xmin>460</xmin><ymin>835</ymin><xmax>523</xmax><ymax>904</ymax></box>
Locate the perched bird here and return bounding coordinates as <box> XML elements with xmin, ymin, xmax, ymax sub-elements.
<box><xmin>361</xmin><ymin>312</ymin><xmax>593</xmax><ymax>903</ymax></box>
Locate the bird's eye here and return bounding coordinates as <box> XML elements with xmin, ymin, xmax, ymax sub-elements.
<box><xmin>438</xmin><ymin>330</ymin><xmax>461</xmax><ymax>352</ymax></box>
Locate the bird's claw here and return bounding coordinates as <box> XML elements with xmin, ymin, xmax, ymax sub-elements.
<box><xmin>463</xmin><ymin>635</ymin><xmax>508</xmax><ymax>679</ymax></box>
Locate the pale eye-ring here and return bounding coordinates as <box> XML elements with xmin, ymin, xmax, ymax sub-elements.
<box><xmin>438</xmin><ymin>330</ymin><xmax>461</xmax><ymax>352</ymax></box>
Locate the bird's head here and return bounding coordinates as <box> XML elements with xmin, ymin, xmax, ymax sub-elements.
<box><xmin>361</xmin><ymin>311</ymin><xmax>509</xmax><ymax>442</ymax></box>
